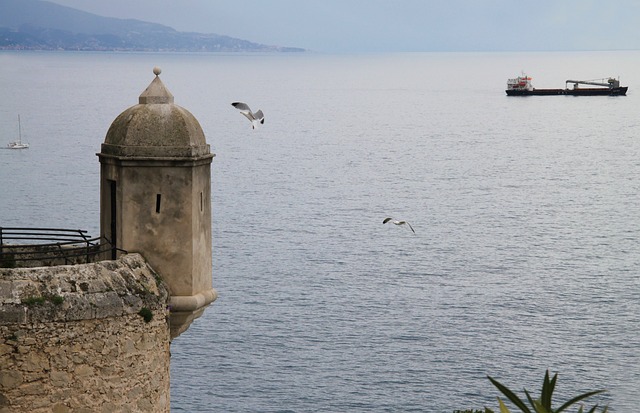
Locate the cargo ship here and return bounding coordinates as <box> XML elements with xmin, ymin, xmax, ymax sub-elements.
<box><xmin>506</xmin><ymin>74</ymin><xmax>628</xmax><ymax>96</ymax></box>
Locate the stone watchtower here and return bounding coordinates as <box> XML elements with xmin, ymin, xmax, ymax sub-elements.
<box><xmin>98</xmin><ymin>67</ymin><xmax>217</xmax><ymax>338</ymax></box>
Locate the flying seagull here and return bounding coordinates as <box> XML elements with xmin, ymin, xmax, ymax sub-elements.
<box><xmin>383</xmin><ymin>217</ymin><xmax>415</xmax><ymax>234</ymax></box>
<box><xmin>231</xmin><ymin>102</ymin><xmax>265</xmax><ymax>129</ymax></box>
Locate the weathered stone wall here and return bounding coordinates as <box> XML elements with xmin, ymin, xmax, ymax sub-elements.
<box><xmin>0</xmin><ymin>253</ymin><xmax>170</xmax><ymax>413</ymax></box>
<box><xmin>1</xmin><ymin>243</ymin><xmax>104</xmax><ymax>269</ymax></box>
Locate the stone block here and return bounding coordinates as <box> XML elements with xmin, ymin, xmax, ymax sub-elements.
<box><xmin>11</xmin><ymin>280</ymin><xmax>41</xmax><ymax>301</ymax></box>
<box><xmin>126</xmin><ymin>386</ymin><xmax>143</xmax><ymax>401</ymax></box>
<box><xmin>0</xmin><ymin>344</ymin><xmax>13</xmax><ymax>357</ymax></box>
<box><xmin>100</xmin><ymin>402</ymin><xmax>118</xmax><ymax>413</ymax></box>
<box><xmin>74</xmin><ymin>364</ymin><xmax>94</xmax><ymax>378</ymax></box>
<box><xmin>0</xmin><ymin>281</ymin><xmax>12</xmax><ymax>301</ymax></box>
<box><xmin>50</xmin><ymin>350</ymin><xmax>70</xmax><ymax>370</ymax></box>
<box><xmin>137</xmin><ymin>396</ymin><xmax>154</xmax><ymax>411</ymax></box>
<box><xmin>93</xmin><ymin>292</ymin><xmax>125</xmax><ymax>319</ymax></box>
<box><xmin>0</xmin><ymin>306</ymin><xmax>26</xmax><ymax>324</ymax></box>
<box><xmin>21</xmin><ymin>352</ymin><xmax>50</xmax><ymax>372</ymax></box>
<box><xmin>52</xmin><ymin>404</ymin><xmax>70</xmax><ymax>413</ymax></box>
<box><xmin>58</xmin><ymin>297</ymin><xmax>95</xmax><ymax>322</ymax></box>
<box><xmin>121</xmin><ymin>294</ymin><xmax>143</xmax><ymax>311</ymax></box>
<box><xmin>0</xmin><ymin>370</ymin><xmax>22</xmax><ymax>389</ymax></box>
<box><xmin>0</xmin><ymin>392</ymin><xmax>9</xmax><ymax>408</ymax></box>
<box><xmin>19</xmin><ymin>382</ymin><xmax>43</xmax><ymax>396</ymax></box>
<box><xmin>50</xmin><ymin>371</ymin><xmax>71</xmax><ymax>387</ymax></box>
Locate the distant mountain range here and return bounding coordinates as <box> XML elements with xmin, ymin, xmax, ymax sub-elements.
<box><xmin>0</xmin><ymin>0</ymin><xmax>305</xmax><ymax>52</ymax></box>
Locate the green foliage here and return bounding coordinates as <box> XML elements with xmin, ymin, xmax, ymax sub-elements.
<box><xmin>486</xmin><ymin>370</ymin><xmax>608</xmax><ymax>413</ymax></box>
<box><xmin>138</xmin><ymin>307</ymin><xmax>153</xmax><ymax>323</ymax></box>
<box><xmin>50</xmin><ymin>295</ymin><xmax>64</xmax><ymax>305</ymax></box>
<box><xmin>21</xmin><ymin>294</ymin><xmax>65</xmax><ymax>306</ymax></box>
<box><xmin>21</xmin><ymin>296</ymin><xmax>47</xmax><ymax>306</ymax></box>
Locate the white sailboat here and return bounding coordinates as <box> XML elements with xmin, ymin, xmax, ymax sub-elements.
<box><xmin>7</xmin><ymin>115</ymin><xmax>29</xmax><ymax>149</ymax></box>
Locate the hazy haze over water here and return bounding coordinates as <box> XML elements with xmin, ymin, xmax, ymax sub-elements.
<box><xmin>45</xmin><ymin>0</ymin><xmax>640</xmax><ymax>53</ymax></box>
<box><xmin>1</xmin><ymin>51</ymin><xmax>639</xmax><ymax>411</ymax></box>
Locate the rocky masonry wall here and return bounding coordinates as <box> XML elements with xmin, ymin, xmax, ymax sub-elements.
<box><xmin>0</xmin><ymin>254</ymin><xmax>171</xmax><ymax>413</ymax></box>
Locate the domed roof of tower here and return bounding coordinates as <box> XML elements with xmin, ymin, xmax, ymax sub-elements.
<box><xmin>101</xmin><ymin>67</ymin><xmax>210</xmax><ymax>158</ymax></box>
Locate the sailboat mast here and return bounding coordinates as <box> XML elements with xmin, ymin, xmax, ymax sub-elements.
<box><xmin>18</xmin><ymin>115</ymin><xmax>22</xmax><ymax>144</ymax></box>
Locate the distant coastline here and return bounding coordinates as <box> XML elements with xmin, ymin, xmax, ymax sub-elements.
<box><xmin>0</xmin><ymin>27</ymin><xmax>306</xmax><ymax>53</ymax></box>
<box><xmin>0</xmin><ymin>0</ymin><xmax>305</xmax><ymax>53</ymax></box>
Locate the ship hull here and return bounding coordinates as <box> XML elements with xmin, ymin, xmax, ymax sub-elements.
<box><xmin>506</xmin><ymin>87</ymin><xmax>628</xmax><ymax>96</ymax></box>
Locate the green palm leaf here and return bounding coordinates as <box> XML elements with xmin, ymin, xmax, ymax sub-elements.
<box><xmin>487</xmin><ymin>371</ymin><xmax>607</xmax><ymax>413</ymax></box>
<box><xmin>532</xmin><ymin>399</ymin><xmax>551</xmax><ymax>413</ymax></box>
<box><xmin>524</xmin><ymin>389</ymin><xmax>536</xmax><ymax>411</ymax></box>
<box><xmin>498</xmin><ymin>398</ymin><xmax>512</xmax><ymax>413</ymax></box>
<box><xmin>556</xmin><ymin>390</ymin><xmax>605</xmax><ymax>412</ymax></box>
<box><xmin>487</xmin><ymin>376</ymin><xmax>532</xmax><ymax>413</ymax></box>
<box><xmin>585</xmin><ymin>404</ymin><xmax>608</xmax><ymax>413</ymax></box>
<box><xmin>540</xmin><ymin>370</ymin><xmax>557</xmax><ymax>410</ymax></box>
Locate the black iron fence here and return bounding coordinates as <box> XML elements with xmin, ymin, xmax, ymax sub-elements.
<box><xmin>0</xmin><ymin>227</ymin><xmax>125</xmax><ymax>268</ymax></box>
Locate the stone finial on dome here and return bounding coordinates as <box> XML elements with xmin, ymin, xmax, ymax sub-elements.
<box><xmin>139</xmin><ymin>66</ymin><xmax>174</xmax><ymax>104</ymax></box>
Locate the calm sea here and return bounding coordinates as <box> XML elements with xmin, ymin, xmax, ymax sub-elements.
<box><xmin>1</xmin><ymin>51</ymin><xmax>639</xmax><ymax>412</ymax></box>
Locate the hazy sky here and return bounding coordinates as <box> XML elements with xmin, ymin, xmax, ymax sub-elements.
<box><xmin>47</xmin><ymin>0</ymin><xmax>640</xmax><ymax>53</ymax></box>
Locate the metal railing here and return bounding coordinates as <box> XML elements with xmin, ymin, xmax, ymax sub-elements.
<box><xmin>0</xmin><ymin>227</ymin><xmax>126</xmax><ymax>268</ymax></box>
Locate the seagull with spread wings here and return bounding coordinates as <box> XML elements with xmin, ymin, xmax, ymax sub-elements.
<box><xmin>383</xmin><ymin>217</ymin><xmax>415</xmax><ymax>234</ymax></box>
<box><xmin>231</xmin><ymin>102</ymin><xmax>265</xmax><ymax>129</ymax></box>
